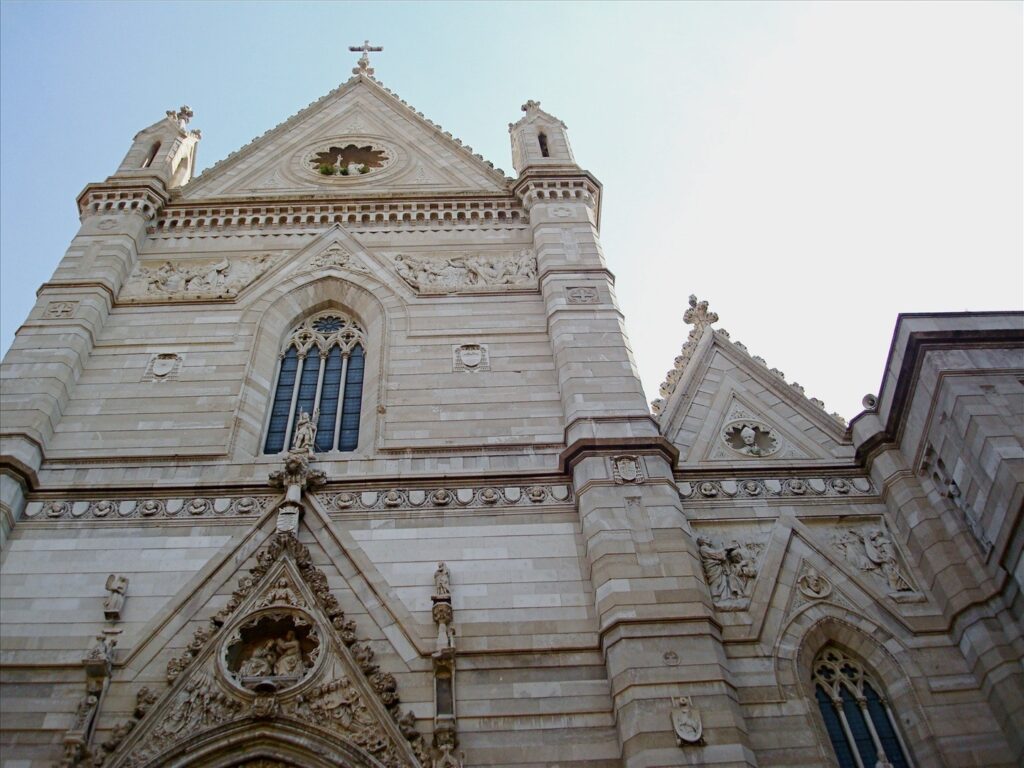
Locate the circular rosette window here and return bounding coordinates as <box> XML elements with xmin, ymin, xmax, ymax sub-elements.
<box><xmin>222</xmin><ymin>610</ymin><xmax>321</xmax><ymax>695</ymax></box>
<box><xmin>722</xmin><ymin>420</ymin><xmax>780</xmax><ymax>458</ymax></box>
<box><xmin>305</xmin><ymin>141</ymin><xmax>391</xmax><ymax>179</ymax></box>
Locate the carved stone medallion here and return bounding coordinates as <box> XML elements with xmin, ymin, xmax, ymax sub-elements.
<box><xmin>611</xmin><ymin>455</ymin><xmax>644</xmax><ymax>484</ymax></box>
<box><xmin>722</xmin><ymin>420</ymin><xmax>780</xmax><ymax>458</ymax></box>
<box><xmin>452</xmin><ymin>343</ymin><xmax>490</xmax><ymax>372</ymax></box>
<box><xmin>222</xmin><ymin>610</ymin><xmax>320</xmax><ymax>694</ymax></box>
<box><xmin>671</xmin><ymin>696</ymin><xmax>703</xmax><ymax>745</ymax></box>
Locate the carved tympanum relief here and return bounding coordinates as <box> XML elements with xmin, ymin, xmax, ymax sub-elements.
<box><xmin>224</xmin><ymin>611</ymin><xmax>319</xmax><ymax>693</ymax></box>
<box><xmin>723</xmin><ymin>421</ymin><xmax>780</xmax><ymax>458</ymax></box>
<box><xmin>696</xmin><ymin>533</ymin><xmax>767</xmax><ymax>610</ymax></box>
<box><xmin>393</xmin><ymin>250</ymin><xmax>536</xmax><ymax>293</ymax></box>
<box><xmin>828</xmin><ymin>522</ymin><xmax>923</xmax><ymax>601</ymax></box>
<box><xmin>121</xmin><ymin>253</ymin><xmax>276</xmax><ymax>301</ymax></box>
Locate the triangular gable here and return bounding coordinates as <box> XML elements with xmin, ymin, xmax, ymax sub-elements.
<box><xmin>101</xmin><ymin>531</ymin><xmax>429</xmax><ymax>768</ymax></box>
<box><xmin>181</xmin><ymin>74</ymin><xmax>510</xmax><ymax>200</ymax></box>
<box><xmin>660</xmin><ymin>330</ymin><xmax>853</xmax><ymax>466</ymax></box>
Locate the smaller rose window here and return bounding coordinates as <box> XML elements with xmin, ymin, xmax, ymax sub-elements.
<box><xmin>310</xmin><ymin>144</ymin><xmax>388</xmax><ymax>177</ymax></box>
<box><xmin>723</xmin><ymin>421</ymin><xmax>780</xmax><ymax>458</ymax></box>
<box><xmin>224</xmin><ymin>612</ymin><xmax>319</xmax><ymax>693</ymax></box>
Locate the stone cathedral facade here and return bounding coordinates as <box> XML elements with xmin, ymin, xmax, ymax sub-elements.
<box><xmin>1</xmin><ymin>54</ymin><xmax>1022</xmax><ymax>768</ymax></box>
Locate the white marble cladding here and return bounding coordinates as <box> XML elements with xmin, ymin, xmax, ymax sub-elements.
<box><xmin>319</xmin><ymin>482</ymin><xmax>573</xmax><ymax>512</ymax></box>
<box><xmin>679</xmin><ymin>475</ymin><xmax>873</xmax><ymax>500</ymax></box>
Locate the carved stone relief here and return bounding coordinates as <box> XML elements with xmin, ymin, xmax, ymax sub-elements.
<box><xmin>142</xmin><ymin>353</ymin><xmax>182</xmax><ymax>382</ymax></box>
<box><xmin>678</xmin><ymin>476</ymin><xmax>873</xmax><ymax>500</ymax></box>
<box><xmin>26</xmin><ymin>495</ymin><xmax>274</xmax><ymax>521</ymax></box>
<box><xmin>308</xmin><ymin>244</ymin><xmax>366</xmax><ymax>272</ymax></box>
<box><xmin>565</xmin><ymin>286</ymin><xmax>599</xmax><ymax>304</ymax></box>
<box><xmin>827</xmin><ymin>521</ymin><xmax>923</xmax><ymax>602</ymax></box>
<box><xmin>44</xmin><ymin>301</ymin><xmax>78</xmax><ymax>318</ymax></box>
<box><xmin>610</xmin><ymin>455</ymin><xmax>645</xmax><ymax>484</ymax></box>
<box><xmin>670</xmin><ymin>696</ymin><xmax>703</xmax><ymax>746</ymax></box>
<box><xmin>393</xmin><ymin>250</ymin><xmax>537</xmax><ymax>293</ymax></box>
<box><xmin>796</xmin><ymin>564</ymin><xmax>832</xmax><ymax>600</ymax></box>
<box><xmin>452</xmin><ymin>344</ymin><xmax>489</xmax><ymax>372</ymax></box>
<box><xmin>120</xmin><ymin>253</ymin><xmax>276</xmax><ymax>302</ymax></box>
<box><xmin>722</xmin><ymin>420</ymin><xmax>780</xmax><ymax>458</ymax></box>
<box><xmin>224</xmin><ymin>611</ymin><xmax>319</xmax><ymax>693</ymax></box>
<box><xmin>695</xmin><ymin>532</ymin><xmax>767</xmax><ymax>611</ymax></box>
<box><xmin>321</xmin><ymin>483</ymin><xmax>572</xmax><ymax>513</ymax></box>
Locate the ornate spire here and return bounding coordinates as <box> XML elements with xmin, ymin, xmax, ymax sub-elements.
<box><xmin>652</xmin><ymin>295</ymin><xmax>718</xmax><ymax>416</ymax></box>
<box><xmin>349</xmin><ymin>39</ymin><xmax>383</xmax><ymax>76</ymax></box>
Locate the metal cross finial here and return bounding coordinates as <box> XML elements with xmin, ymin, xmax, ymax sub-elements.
<box><xmin>349</xmin><ymin>40</ymin><xmax>383</xmax><ymax>76</ymax></box>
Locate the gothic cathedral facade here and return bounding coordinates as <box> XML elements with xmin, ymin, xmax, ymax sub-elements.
<box><xmin>1</xmin><ymin>57</ymin><xmax>1022</xmax><ymax>768</ymax></box>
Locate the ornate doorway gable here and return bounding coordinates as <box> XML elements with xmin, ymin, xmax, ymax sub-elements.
<box><xmin>102</xmin><ymin>532</ymin><xmax>427</xmax><ymax>768</ymax></box>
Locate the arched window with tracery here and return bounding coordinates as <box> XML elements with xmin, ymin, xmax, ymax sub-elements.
<box><xmin>812</xmin><ymin>646</ymin><xmax>914</xmax><ymax>768</ymax></box>
<box><xmin>263</xmin><ymin>311</ymin><xmax>365</xmax><ymax>454</ymax></box>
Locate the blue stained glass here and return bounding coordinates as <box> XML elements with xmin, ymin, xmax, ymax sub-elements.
<box><xmin>338</xmin><ymin>344</ymin><xmax>364</xmax><ymax>451</ymax></box>
<box><xmin>289</xmin><ymin>354</ymin><xmax>321</xmax><ymax>448</ymax></box>
<box><xmin>840</xmin><ymin>686</ymin><xmax>878</xmax><ymax>768</ymax></box>
<box><xmin>865</xmin><ymin>682</ymin><xmax>909</xmax><ymax>768</ymax></box>
<box><xmin>315</xmin><ymin>346</ymin><xmax>343</xmax><ymax>451</ymax></box>
<box><xmin>816</xmin><ymin>686</ymin><xmax>858</xmax><ymax>768</ymax></box>
<box><xmin>264</xmin><ymin>347</ymin><xmax>298</xmax><ymax>454</ymax></box>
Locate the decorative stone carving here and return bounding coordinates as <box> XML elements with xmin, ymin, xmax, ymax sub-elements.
<box><xmin>611</xmin><ymin>455</ymin><xmax>645</xmax><ymax>484</ymax></box>
<box><xmin>696</xmin><ymin>534</ymin><xmax>765</xmax><ymax>610</ymax></box>
<box><xmin>45</xmin><ymin>300</ymin><xmax>78</xmax><ymax>318</ymax></box>
<box><xmin>103</xmin><ymin>575</ymin><xmax>129</xmax><ymax>621</ymax></box>
<box><xmin>652</xmin><ymin>295</ymin><xmax>718</xmax><ymax>414</ymax></box>
<box><xmin>393</xmin><ymin>250</ymin><xmax>537</xmax><ymax>293</ymax></box>
<box><xmin>27</xmin><ymin>495</ymin><xmax>273</xmax><ymax>521</ymax></box>
<box><xmin>831</xmin><ymin>523</ymin><xmax>921</xmax><ymax>600</ymax></box>
<box><xmin>121</xmin><ymin>253</ymin><xmax>274</xmax><ymax>301</ymax></box>
<box><xmin>320</xmin><ymin>483</ymin><xmax>572</xmax><ymax>512</ymax></box>
<box><xmin>797</xmin><ymin>565</ymin><xmax>832</xmax><ymax>599</ymax></box>
<box><xmin>670</xmin><ymin>696</ymin><xmax>703</xmax><ymax>746</ymax></box>
<box><xmin>452</xmin><ymin>343</ymin><xmax>490</xmax><ymax>372</ymax></box>
<box><xmin>565</xmin><ymin>286</ymin><xmax>599</xmax><ymax>304</ymax></box>
<box><xmin>678</xmin><ymin>476</ymin><xmax>874</xmax><ymax>501</ymax></box>
<box><xmin>224</xmin><ymin>612</ymin><xmax>319</xmax><ymax>693</ymax></box>
<box><xmin>269</xmin><ymin>450</ymin><xmax>326</xmax><ymax>499</ymax></box>
<box><xmin>275</xmin><ymin>503</ymin><xmax>301</xmax><ymax>535</ymax></box>
<box><xmin>309</xmin><ymin>142</ymin><xmax>389</xmax><ymax>177</ymax></box>
<box><xmin>309</xmin><ymin>244</ymin><xmax>366</xmax><ymax>271</ymax></box>
<box><xmin>722</xmin><ymin>421</ymin><xmax>780</xmax><ymax>458</ymax></box>
<box><xmin>433</xmin><ymin>743</ymin><xmax>465</xmax><ymax>768</ymax></box>
<box><xmin>433</xmin><ymin>562</ymin><xmax>452</xmax><ymax>599</ymax></box>
<box><xmin>142</xmin><ymin>352</ymin><xmax>182</xmax><ymax>381</ymax></box>
<box><xmin>290</xmin><ymin>410</ymin><xmax>317</xmax><ymax>455</ymax></box>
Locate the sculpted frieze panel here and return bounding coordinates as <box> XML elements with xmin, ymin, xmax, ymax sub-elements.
<box><xmin>120</xmin><ymin>253</ymin><xmax>277</xmax><ymax>302</ymax></box>
<box><xmin>392</xmin><ymin>250</ymin><xmax>537</xmax><ymax>293</ymax></box>
<box><xmin>826</xmin><ymin>521</ymin><xmax>923</xmax><ymax>601</ymax></box>
<box><xmin>679</xmin><ymin>476</ymin><xmax>872</xmax><ymax>500</ymax></box>
<box><xmin>25</xmin><ymin>495</ymin><xmax>274</xmax><ymax>521</ymax></box>
<box><xmin>693</xmin><ymin>527</ymin><xmax>770</xmax><ymax>611</ymax></box>
<box><xmin>320</xmin><ymin>483</ymin><xmax>572</xmax><ymax>513</ymax></box>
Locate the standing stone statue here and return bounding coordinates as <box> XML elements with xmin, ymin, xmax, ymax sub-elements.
<box><xmin>103</xmin><ymin>574</ymin><xmax>129</xmax><ymax>621</ymax></box>
<box><xmin>433</xmin><ymin>561</ymin><xmax>451</xmax><ymax>598</ymax></box>
<box><xmin>291</xmin><ymin>410</ymin><xmax>317</xmax><ymax>454</ymax></box>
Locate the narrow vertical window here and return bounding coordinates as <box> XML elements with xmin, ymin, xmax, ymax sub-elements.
<box><xmin>263</xmin><ymin>311</ymin><xmax>366</xmax><ymax>454</ymax></box>
<box><xmin>812</xmin><ymin>647</ymin><xmax>913</xmax><ymax>768</ymax></box>
<box><xmin>538</xmin><ymin>131</ymin><xmax>550</xmax><ymax>158</ymax></box>
<box><xmin>142</xmin><ymin>142</ymin><xmax>161</xmax><ymax>169</ymax></box>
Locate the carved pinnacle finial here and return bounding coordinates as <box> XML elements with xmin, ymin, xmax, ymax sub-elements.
<box><xmin>521</xmin><ymin>99</ymin><xmax>541</xmax><ymax>113</ymax></box>
<box><xmin>349</xmin><ymin>39</ymin><xmax>383</xmax><ymax>76</ymax></box>
<box><xmin>166</xmin><ymin>105</ymin><xmax>193</xmax><ymax>130</ymax></box>
<box><xmin>683</xmin><ymin>294</ymin><xmax>718</xmax><ymax>331</ymax></box>
<box><xmin>652</xmin><ymin>295</ymin><xmax>720</xmax><ymax>415</ymax></box>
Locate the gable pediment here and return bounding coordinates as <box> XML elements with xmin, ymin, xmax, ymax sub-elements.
<box><xmin>180</xmin><ymin>75</ymin><xmax>510</xmax><ymax>201</ymax></box>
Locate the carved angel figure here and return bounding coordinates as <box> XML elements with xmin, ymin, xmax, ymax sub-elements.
<box><xmin>274</xmin><ymin>631</ymin><xmax>305</xmax><ymax>676</ymax></box>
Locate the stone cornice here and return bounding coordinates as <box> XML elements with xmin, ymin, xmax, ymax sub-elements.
<box><xmin>148</xmin><ymin>193</ymin><xmax>529</xmax><ymax>235</ymax></box>
<box><xmin>558</xmin><ymin>436</ymin><xmax>679</xmax><ymax>473</ymax></box>
<box><xmin>512</xmin><ymin>170</ymin><xmax>603</xmax><ymax>226</ymax></box>
<box><xmin>77</xmin><ymin>180</ymin><xmax>168</xmax><ymax>219</ymax></box>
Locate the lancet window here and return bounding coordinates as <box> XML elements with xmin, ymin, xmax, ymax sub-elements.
<box><xmin>263</xmin><ymin>311</ymin><xmax>365</xmax><ymax>454</ymax></box>
<box><xmin>812</xmin><ymin>646</ymin><xmax>914</xmax><ymax>768</ymax></box>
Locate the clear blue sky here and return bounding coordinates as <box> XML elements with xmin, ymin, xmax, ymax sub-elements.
<box><xmin>2</xmin><ymin>1</ymin><xmax>1021</xmax><ymax>417</ymax></box>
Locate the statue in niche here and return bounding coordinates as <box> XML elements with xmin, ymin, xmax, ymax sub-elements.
<box><xmin>226</xmin><ymin>614</ymin><xmax>318</xmax><ymax>692</ymax></box>
<box><xmin>433</xmin><ymin>562</ymin><xmax>451</xmax><ymax>598</ymax></box>
<box><xmin>697</xmin><ymin>536</ymin><xmax>760</xmax><ymax>608</ymax></box>
<box><xmin>291</xmin><ymin>410</ymin><xmax>317</xmax><ymax>454</ymax></box>
<box><xmin>723</xmin><ymin>422</ymin><xmax>779</xmax><ymax>458</ymax></box>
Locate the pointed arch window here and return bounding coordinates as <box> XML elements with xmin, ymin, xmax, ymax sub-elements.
<box><xmin>812</xmin><ymin>646</ymin><xmax>914</xmax><ymax>768</ymax></box>
<box><xmin>263</xmin><ymin>311</ymin><xmax>366</xmax><ymax>454</ymax></box>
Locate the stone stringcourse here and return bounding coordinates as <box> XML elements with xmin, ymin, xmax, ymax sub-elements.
<box><xmin>652</xmin><ymin>295</ymin><xmax>846</xmax><ymax>425</ymax></box>
<box><xmin>26</xmin><ymin>496</ymin><xmax>276</xmax><ymax>521</ymax></box>
<box><xmin>319</xmin><ymin>483</ymin><xmax>573</xmax><ymax>512</ymax></box>
<box><xmin>91</xmin><ymin>532</ymin><xmax>429</xmax><ymax>768</ymax></box>
<box><xmin>678</xmin><ymin>476</ymin><xmax>873</xmax><ymax>500</ymax></box>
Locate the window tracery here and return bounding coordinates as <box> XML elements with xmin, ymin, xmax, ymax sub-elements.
<box><xmin>264</xmin><ymin>311</ymin><xmax>366</xmax><ymax>454</ymax></box>
<box><xmin>812</xmin><ymin>646</ymin><xmax>913</xmax><ymax>768</ymax></box>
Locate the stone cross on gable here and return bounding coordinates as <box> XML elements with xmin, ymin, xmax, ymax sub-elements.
<box><xmin>349</xmin><ymin>39</ymin><xmax>383</xmax><ymax>75</ymax></box>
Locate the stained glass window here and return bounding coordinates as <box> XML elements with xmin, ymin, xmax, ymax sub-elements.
<box><xmin>263</xmin><ymin>311</ymin><xmax>366</xmax><ymax>454</ymax></box>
